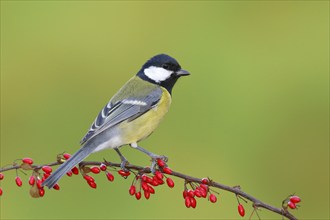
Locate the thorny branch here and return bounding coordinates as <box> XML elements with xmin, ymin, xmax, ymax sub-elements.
<box><xmin>0</xmin><ymin>159</ymin><xmax>298</xmax><ymax>220</ymax></box>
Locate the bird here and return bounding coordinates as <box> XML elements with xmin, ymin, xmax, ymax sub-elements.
<box><xmin>42</xmin><ymin>54</ymin><xmax>190</xmax><ymax>189</ymax></box>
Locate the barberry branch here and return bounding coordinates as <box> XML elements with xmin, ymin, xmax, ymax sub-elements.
<box><xmin>0</xmin><ymin>157</ymin><xmax>299</xmax><ymax>220</ymax></box>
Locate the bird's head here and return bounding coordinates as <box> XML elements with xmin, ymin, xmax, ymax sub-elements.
<box><xmin>137</xmin><ymin>54</ymin><xmax>190</xmax><ymax>93</ymax></box>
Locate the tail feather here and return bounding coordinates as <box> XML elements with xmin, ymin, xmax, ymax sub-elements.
<box><xmin>42</xmin><ymin>147</ymin><xmax>93</xmax><ymax>189</ymax></box>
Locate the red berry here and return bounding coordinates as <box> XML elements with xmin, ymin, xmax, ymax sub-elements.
<box><xmin>63</xmin><ymin>153</ymin><xmax>71</xmax><ymax>159</ymax></box>
<box><xmin>166</xmin><ymin>177</ymin><xmax>175</xmax><ymax>188</ymax></box>
<box><xmin>118</xmin><ymin>170</ymin><xmax>130</xmax><ymax>177</ymax></box>
<box><xmin>290</xmin><ymin>195</ymin><xmax>301</xmax><ymax>204</ymax></box>
<box><xmin>155</xmin><ymin>171</ymin><xmax>163</xmax><ymax>180</ymax></box>
<box><xmin>39</xmin><ymin>188</ymin><xmax>45</xmax><ymax>197</ymax></box>
<box><xmin>148</xmin><ymin>185</ymin><xmax>155</xmax><ymax>194</ymax></box>
<box><xmin>200</xmin><ymin>184</ymin><xmax>208</xmax><ymax>191</ymax></box>
<box><xmin>135</xmin><ymin>191</ymin><xmax>141</xmax><ymax>200</ymax></box>
<box><xmin>43</xmin><ymin>173</ymin><xmax>50</xmax><ymax>179</ymax></box>
<box><xmin>22</xmin><ymin>157</ymin><xmax>33</xmax><ymax>165</ymax></box>
<box><xmin>29</xmin><ymin>176</ymin><xmax>36</xmax><ymax>185</ymax></box>
<box><xmin>0</xmin><ymin>173</ymin><xmax>4</xmax><ymax>180</ymax></box>
<box><xmin>200</xmin><ymin>189</ymin><xmax>207</xmax><ymax>198</ymax></box>
<box><xmin>209</xmin><ymin>194</ymin><xmax>217</xmax><ymax>203</ymax></box>
<box><xmin>42</xmin><ymin>166</ymin><xmax>52</xmax><ymax>174</ymax></box>
<box><xmin>0</xmin><ymin>187</ymin><xmax>2</xmax><ymax>196</ymax></box>
<box><xmin>188</xmin><ymin>190</ymin><xmax>195</xmax><ymax>198</ymax></box>
<box><xmin>90</xmin><ymin>166</ymin><xmax>101</xmax><ymax>174</ymax></box>
<box><xmin>238</xmin><ymin>204</ymin><xmax>245</xmax><ymax>217</ymax></box>
<box><xmin>84</xmin><ymin>175</ymin><xmax>94</xmax><ymax>182</ymax></box>
<box><xmin>87</xmin><ymin>181</ymin><xmax>97</xmax><ymax>189</ymax></box>
<box><xmin>141</xmin><ymin>175</ymin><xmax>148</xmax><ymax>182</ymax></box>
<box><xmin>146</xmin><ymin>176</ymin><xmax>153</xmax><ymax>184</ymax></box>
<box><xmin>152</xmin><ymin>175</ymin><xmax>160</xmax><ymax>182</ymax></box>
<box><xmin>157</xmin><ymin>159</ymin><xmax>166</xmax><ymax>167</ymax></box>
<box><xmin>194</xmin><ymin>189</ymin><xmax>202</xmax><ymax>198</ymax></box>
<box><xmin>190</xmin><ymin>197</ymin><xmax>197</xmax><ymax>208</ymax></box>
<box><xmin>66</xmin><ymin>171</ymin><xmax>73</xmax><ymax>177</ymax></box>
<box><xmin>185</xmin><ymin>196</ymin><xmax>191</xmax><ymax>208</ymax></box>
<box><xmin>106</xmin><ymin>172</ymin><xmax>114</xmax><ymax>182</ymax></box>
<box><xmin>36</xmin><ymin>179</ymin><xmax>42</xmax><ymax>189</ymax></box>
<box><xmin>100</xmin><ymin>163</ymin><xmax>107</xmax><ymax>171</ymax></box>
<box><xmin>150</xmin><ymin>179</ymin><xmax>159</xmax><ymax>186</ymax></box>
<box><xmin>129</xmin><ymin>185</ymin><xmax>136</xmax><ymax>195</ymax></box>
<box><xmin>53</xmin><ymin>184</ymin><xmax>60</xmax><ymax>190</ymax></box>
<box><xmin>156</xmin><ymin>178</ymin><xmax>164</xmax><ymax>185</ymax></box>
<box><xmin>288</xmin><ymin>201</ymin><xmax>297</xmax><ymax>209</ymax></box>
<box><xmin>71</xmin><ymin>167</ymin><xmax>79</xmax><ymax>175</ymax></box>
<box><xmin>144</xmin><ymin>190</ymin><xmax>150</xmax><ymax>199</ymax></box>
<box><xmin>15</xmin><ymin>176</ymin><xmax>22</xmax><ymax>187</ymax></box>
<box><xmin>163</xmin><ymin>167</ymin><xmax>172</xmax><ymax>174</ymax></box>
<box><xmin>183</xmin><ymin>190</ymin><xmax>188</xmax><ymax>198</ymax></box>
<box><xmin>201</xmin><ymin>178</ymin><xmax>209</xmax><ymax>184</ymax></box>
<box><xmin>142</xmin><ymin>182</ymin><xmax>149</xmax><ymax>191</ymax></box>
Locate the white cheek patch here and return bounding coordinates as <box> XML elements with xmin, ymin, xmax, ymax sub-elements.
<box><xmin>144</xmin><ymin>66</ymin><xmax>173</xmax><ymax>83</ymax></box>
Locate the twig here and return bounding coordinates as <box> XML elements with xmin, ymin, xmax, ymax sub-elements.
<box><xmin>0</xmin><ymin>160</ymin><xmax>297</xmax><ymax>220</ymax></box>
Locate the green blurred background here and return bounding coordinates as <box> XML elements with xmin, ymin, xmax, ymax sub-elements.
<box><xmin>1</xmin><ymin>1</ymin><xmax>329</xmax><ymax>219</ymax></box>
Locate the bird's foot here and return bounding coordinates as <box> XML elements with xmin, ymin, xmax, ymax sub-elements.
<box><xmin>150</xmin><ymin>154</ymin><xmax>168</xmax><ymax>174</ymax></box>
<box><xmin>120</xmin><ymin>158</ymin><xmax>130</xmax><ymax>172</ymax></box>
<box><xmin>131</xmin><ymin>144</ymin><xmax>168</xmax><ymax>174</ymax></box>
<box><xmin>114</xmin><ymin>148</ymin><xmax>130</xmax><ymax>172</ymax></box>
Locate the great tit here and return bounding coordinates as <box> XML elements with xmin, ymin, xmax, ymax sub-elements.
<box><xmin>43</xmin><ymin>54</ymin><xmax>190</xmax><ymax>189</ymax></box>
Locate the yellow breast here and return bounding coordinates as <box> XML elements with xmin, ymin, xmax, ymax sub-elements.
<box><xmin>118</xmin><ymin>87</ymin><xmax>172</xmax><ymax>144</ymax></box>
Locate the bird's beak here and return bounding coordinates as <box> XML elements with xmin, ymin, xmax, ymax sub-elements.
<box><xmin>176</xmin><ymin>69</ymin><xmax>190</xmax><ymax>76</ymax></box>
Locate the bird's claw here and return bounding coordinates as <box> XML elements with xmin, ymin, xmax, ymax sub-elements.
<box><xmin>150</xmin><ymin>155</ymin><xmax>168</xmax><ymax>174</ymax></box>
<box><xmin>158</xmin><ymin>155</ymin><xmax>168</xmax><ymax>163</ymax></box>
<box><xmin>150</xmin><ymin>161</ymin><xmax>157</xmax><ymax>174</ymax></box>
<box><xmin>151</xmin><ymin>155</ymin><xmax>168</xmax><ymax>162</ymax></box>
<box><xmin>120</xmin><ymin>159</ymin><xmax>129</xmax><ymax>172</ymax></box>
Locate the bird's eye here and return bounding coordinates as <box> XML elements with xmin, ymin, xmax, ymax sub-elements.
<box><xmin>162</xmin><ymin>64</ymin><xmax>169</xmax><ymax>70</ymax></box>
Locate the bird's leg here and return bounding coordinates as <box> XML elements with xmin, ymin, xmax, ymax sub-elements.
<box><xmin>114</xmin><ymin>148</ymin><xmax>129</xmax><ymax>171</ymax></box>
<box><xmin>130</xmin><ymin>143</ymin><xmax>167</xmax><ymax>174</ymax></box>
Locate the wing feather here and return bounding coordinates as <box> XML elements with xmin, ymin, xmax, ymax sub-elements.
<box><xmin>80</xmin><ymin>87</ymin><xmax>162</xmax><ymax>145</ymax></box>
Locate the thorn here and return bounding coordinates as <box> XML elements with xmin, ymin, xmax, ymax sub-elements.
<box><xmin>233</xmin><ymin>185</ymin><xmax>241</xmax><ymax>190</ymax></box>
<box><xmin>237</xmin><ymin>194</ymin><xmax>248</xmax><ymax>203</ymax></box>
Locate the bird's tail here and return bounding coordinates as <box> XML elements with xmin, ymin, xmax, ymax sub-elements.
<box><xmin>42</xmin><ymin>146</ymin><xmax>93</xmax><ymax>189</ymax></box>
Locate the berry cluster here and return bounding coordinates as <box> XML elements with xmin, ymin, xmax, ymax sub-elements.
<box><xmin>0</xmin><ymin>155</ymin><xmax>82</xmax><ymax>197</ymax></box>
<box><xmin>30</xmin><ymin>154</ymin><xmax>81</xmax><ymax>197</ymax></box>
<box><xmin>81</xmin><ymin>161</ymin><xmax>136</xmax><ymax>188</ymax></box>
<box><xmin>183</xmin><ymin>178</ymin><xmax>217</xmax><ymax>208</ymax></box>
<box><xmin>81</xmin><ymin>163</ymin><xmax>115</xmax><ymax>188</ymax></box>
<box><xmin>62</xmin><ymin>153</ymin><xmax>79</xmax><ymax>177</ymax></box>
<box><xmin>127</xmin><ymin>159</ymin><xmax>174</xmax><ymax>200</ymax></box>
<box><xmin>284</xmin><ymin>195</ymin><xmax>301</xmax><ymax>210</ymax></box>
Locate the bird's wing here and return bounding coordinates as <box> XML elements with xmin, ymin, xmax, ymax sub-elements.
<box><xmin>80</xmin><ymin>87</ymin><xmax>162</xmax><ymax>145</ymax></box>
